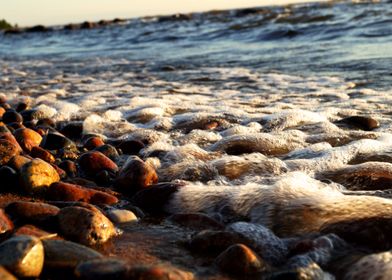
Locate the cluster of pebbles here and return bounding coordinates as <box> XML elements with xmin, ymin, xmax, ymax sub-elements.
<box><xmin>0</xmin><ymin>96</ymin><xmax>199</xmax><ymax>279</ymax></box>
<box><xmin>2</xmin><ymin>77</ymin><xmax>392</xmax><ymax>279</ymax></box>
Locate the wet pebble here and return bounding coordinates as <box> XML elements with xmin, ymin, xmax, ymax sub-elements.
<box><xmin>30</xmin><ymin>146</ymin><xmax>56</xmax><ymax>163</ymax></box>
<box><xmin>335</xmin><ymin>115</ymin><xmax>380</xmax><ymax>131</ymax></box>
<box><xmin>78</xmin><ymin>151</ymin><xmax>118</xmax><ymax>177</ymax></box>
<box><xmin>0</xmin><ymin>139</ymin><xmax>20</xmax><ymax>165</ymax></box>
<box><xmin>0</xmin><ymin>166</ymin><xmax>17</xmax><ymax>191</ymax></box>
<box><xmin>0</xmin><ymin>235</ymin><xmax>44</xmax><ymax>278</ymax></box>
<box><xmin>75</xmin><ymin>258</ymin><xmax>129</xmax><ymax>280</ymax></box>
<box><xmin>94</xmin><ymin>144</ymin><xmax>120</xmax><ymax>161</ymax></box>
<box><xmin>20</xmin><ymin>158</ymin><xmax>60</xmax><ymax>194</ymax></box>
<box><xmin>43</xmin><ymin>239</ymin><xmax>103</xmax><ymax>270</ymax></box>
<box><xmin>57</xmin><ymin>206</ymin><xmax>117</xmax><ymax>246</ymax></box>
<box><xmin>48</xmin><ymin>181</ymin><xmax>118</xmax><ymax>205</ymax></box>
<box><xmin>115</xmin><ymin>139</ymin><xmax>145</xmax><ymax>155</ymax></box>
<box><xmin>5</xmin><ymin>201</ymin><xmax>60</xmax><ymax>225</ymax></box>
<box><xmin>8</xmin><ymin>155</ymin><xmax>31</xmax><ymax>171</ymax></box>
<box><xmin>59</xmin><ymin>160</ymin><xmax>78</xmax><ymax>177</ymax></box>
<box><xmin>2</xmin><ymin>110</ymin><xmax>23</xmax><ymax>124</ymax></box>
<box><xmin>106</xmin><ymin>209</ymin><xmax>138</xmax><ymax>224</ymax></box>
<box><xmin>14</xmin><ymin>224</ymin><xmax>58</xmax><ymax>239</ymax></box>
<box><xmin>215</xmin><ymin>243</ymin><xmax>268</xmax><ymax>275</ymax></box>
<box><xmin>13</xmin><ymin>127</ymin><xmax>42</xmax><ymax>152</ymax></box>
<box><xmin>41</xmin><ymin>132</ymin><xmax>76</xmax><ymax>150</ymax></box>
<box><xmin>114</xmin><ymin>156</ymin><xmax>158</xmax><ymax>195</ymax></box>
<box><xmin>83</xmin><ymin>136</ymin><xmax>105</xmax><ymax>150</ymax></box>
<box><xmin>0</xmin><ymin>266</ymin><xmax>17</xmax><ymax>280</ymax></box>
<box><xmin>0</xmin><ymin>209</ymin><xmax>13</xmax><ymax>235</ymax></box>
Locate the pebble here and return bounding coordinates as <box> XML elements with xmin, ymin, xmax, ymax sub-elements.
<box><xmin>131</xmin><ymin>182</ymin><xmax>184</xmax><ymax>213</ymax></box>
<box><xmin>14</xmin><ymin>224</ymin><xmax>58</xmax><ymax>239</ymax></box>
<box><xmin>94</xmin><ymin>144</ymin><xmax>120</xmax><ymax>161</ymax></box>
<box><xmin>59</xmin><ymin>160</ymin><xmax>78</xmax><ymax>177</ymax></box>
<box><xmin>0</xmin><ymin>166</ymin><xmax>17</xmax><ymax>191</ymax></box>
<box><xmin>189</xmin><ymin>230</ymin><xmax>251</xmax><ymax>254</ymax></box>
<box><xmin>43</xmin><ymin>239</ymin><xmax>103</xmax><ymax>270</ymax></box>
<box><xmin>20</xmin><ymin>158</ymin><xmax>60</xmax><ymax>194</ymax></box>
<box><xmin>2</xmin><ymin>110</ymin><xmax>23</xmax><ymax>124</ymax></box>
<box><xmin>215</xmin><ymin>244</ymin><xmax>268</xmax><ymax>275</ymax></box>
<box><xmin>0</xmin><ymin>209</ymin><xmax>13</xmax><ymax>235</ymax></box>
<box><xmin>0</xmin><ymin>132</ymin><xmax>23</xmax><ymax>152</ymax></box>
<box><xmin>83</xmin><ymin>136</ymin><xmax>105</xmax><ymax>150</ymax></box>
<box><xmin>106</xmin><ymin>209</ymin><xmax>138</xmax><ymax>224</ymax></box>
<box><xmin>114</xmin><ymin>156</ymin><xmax>158</xmax><ymax>195</ymax></box>
<box><xmin>0</xmin><ymin>235</ymin><xmax>44</xmax><ymax>278</ymax></box>
<box><xmin>13</xmin><ymin>127</ymin><xmax>42</xmax><ymax>152</ymax></box>
<box><xmin>78</xmin><ymin>151</ymin><xmax>118</xmax><ymax>177</ymax></box>
<box><xmin>127</xmin><ymin>265</ymin><xmax>194</xmax><ymax>280</ymax></box>
<box><xmin>115</xmin><ymin>139</ymin><xmax>145</xmax><ymax>155</ymax></box>
<box><xmin>0</xmin><ymin>266</ymin><xmax>17</xmax><ymax>280</ymax></box>
<box><xmin>41</xmin><ymin>132</ymin><xmax>76</xmax><ymax>150</ymax></box>
<box><xmin>75</xmin><ymin>258</ymin><xmax>129</xmax><ymax>280</ymax></box>
<box><xmin>335</xmin><ymin>115</ymin><xmax>380</xmax><ymax>131</ymax></box>
<box><xmin>0</xmin><ymin>139</ymin><xmax>20</xmax><ymax>165</ymax></box>
<box><xmin>47</xmin><ymin>181</ymin><xmax>118</xmax><ymax>205</ymax></box>
<box><xmin>57</xmin><ymin>206</ymin><xmax>117</xmax><ymax>246</ymax></box>
<box><xmin>8</xmin><ymin>155</ymin><xmax>31</xmax><ymax>171</ymax></box>
<box><xmin>5</xmin><ymin>201</ymin><xmax>60</xmax><ymax>225</ymax></box>
<box><xmin>30</xmin><ymin>146</ymin><xmax>56</xmax><ymax>163</ymax></box>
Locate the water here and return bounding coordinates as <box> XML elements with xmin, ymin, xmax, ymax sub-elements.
<box><xmin>2</xmin><ymin>0</ymin><xmax>392</xmax><ymax>277</ymax></box>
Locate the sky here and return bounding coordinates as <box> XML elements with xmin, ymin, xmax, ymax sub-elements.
<box><xmin>1</xmin><ymin>0</ymin><xmax>324</xmax><ymax>27</ymax></box>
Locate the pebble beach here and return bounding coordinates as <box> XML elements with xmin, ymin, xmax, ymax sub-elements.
<box><xmin>0</xmin><ymin>0</ymin><xmax>392</xmax><ymax>279</ymax></box>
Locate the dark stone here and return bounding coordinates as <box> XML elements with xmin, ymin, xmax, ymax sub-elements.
<box><xmin>2</xmin><ymin>110</ymin><xmax>23</xmax><ymax>124</ymax></box>
<box><xmin>83</xmin><ymin>136</ymin><xmax>104</xmax><ymax>150</ymax></box>
<box><xmin>5</xmin><ymin>201</ymin><xmax>60</xmax><ymax>225</ymax></box>
<box><xmin>30</xmin><ymin>146</ymin><xmax>56</xmax><ymax>163</ymax></box>
<box><xmin>115</xmin><ymin>140</ymin><xmax>145</xmax><ymax>155</ymax></box>
<box><xmin>41</xmin><ymin>132</ymin><xmax>75</xmax><ymax>150</ymax></box>
<box><xmin>36</xmin><ymin>118</ymin><xmax>56</xmax><ymax>128</ymax></box>
<box><xmin>64</xmin><ymin>23</ymin><xmax>80</xmax><ymax>30</ymax></box>
<box><xmin>75</xmin><ymin>258</ymin><xmax>129</xmax><ymax>280</ymax></box>
<box><xmin>81</xmin><ymin>21</ymin><xmax>97</xmax><ymax>29</ymax></box>
<box><xmin>94</xmin><ymin>144</ymin><xmax>120</xmax><ymax>161</ymax></box>
<box><xmin>59</xmin><ymin>122</ymin><xmax>83</xmax><ymax>140</ymax></box>
<box><xmin>131</xmin><ymin>182</ymin><xmax>184</xmax><ymax>213</ymax></box>
<box><xmin>0</xmin><ymin>166</ymin><xmax>17</xmax><ymax>192</ymax></box>
<box><xmin>0</xmin><ymin>139</ymin><xmax>20</xmax><ymax>165</ymax></box>
<box><xmin>78</xmin><ymin>151</ymin><xmax>118</xmax><ymax>177</ymax></box>
<box><xmin>15</xmin><ymin>103</ymin><xmax>28</xmax><ymax>112</ymax></box>
<box><xmin>58</xmin><ymin>160</ymin><xmax>78</xmax><ymax>177</ymax></box>
<box><xmin>335</xmin><ymin>116</ymin><xmax>380</xmax><ymax>131</ymax></box>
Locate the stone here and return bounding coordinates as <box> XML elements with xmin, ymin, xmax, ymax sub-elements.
<box><xmin>0</xmin><ymin>266</ymin><xmax>17</xmax><ymax>280</ymax></box>
<box><xmin>78</xmin><ymin>151</ymin><xmax>118</xmax><ymax>177</ymax></box>
<box><xmin>0</xmin><ymin>139</ymin><xmax>20</xmax><ymax>165</ymax></box>
<box><xmin>47</xmin><ymin>181</ymin><xmax>118</xmax><ymax>205</ymax></box>
<box><xmin>59</xmin><ymin>122</ymin><xmax>83</xmax><ymax>140</ymax></box>
<box><xmin>215</xmin><ymin>244</ymin><xmax>268</xmax><ymax>275</ymax></box>
<box><xmin>0</xmin><ymin>235</ymin><xmax>44</xmax><ymax>278</ymax></box>
<box><xmin>30</xmin><ymin>146</ymin><xmax>56</xmax><ymax>163</ymax></box>
<box><xmin>0</xmin><ymin>132</ymin><xmax>22</xmax><ymax>152</ymax></box>
<box><xmin>13</xmin><ymin>127</ymin><xmax>42</xmax><ymax>152</ymax></box>
<box><xmin>14</xmin><ymin>224</ymin><xmax>58</xmax><ymax>239</ymax></box>
<box><xmin>94</xmin><ymin>144</ymin><xmax>120</xmax><ymax>161</ymax></box>
<box><xmin>41</xmin><ymin>132</ymin><xmax>76</xmax><ymax>150</ymax></box>
<box><xmin>57</xmin><ymin>206</ymin><xmax>116</xmax><ymax>246</ymax></box>
<box><xmin>8</xmin><ymin>155</ymin><xmax>31</xmax><ymax>171</ymax></box>
<box><xmin>0</xmin><ymin>107</ymin><xmax>5</xmax><ymax>119</ymax></box>
<box><xmin>115</xmin><ymin>139</ymin><xmax>145</xmax><ymax>155</ymax></box>
<box><xmin>106</xmin><ymin>209</ymin><xmax>138</xmax><ymax>224</ymax></box>
<box><xmin>43</xmin><ymin>239</ymin><xmax>103</xmax><ymax>270</ymax></box>
<box><xmin>189</xmin><ymin>230</ymin><xmax>251</xmax><ymax>254</ymax></box>
<box><xmin>0</xmin><ymin>166</ymin><xmax>17</xmax><ymax>191</ymax></box>
<box><xmin>0</xmin><ymin>209</ymin><xmax>13</xmax><ymax>235</ymax></box>
<box><xmin>59</xmin><ymin>160</ymin><xmax>78</xmax><ymax>177</ymax></box>
<box><xmin>75</xmin><ymin>258</ymin><xmax>129</xmax><ymax>280</ymax></box>
<box><xmin>335</xmin><ymin>115</ymin><xmax>380</xmax><ymax>131</ymax></box>
<box><xmin>20</xmin><ymin>158</ymin><xmax>60</xmax><ymax>194</ymax></box>
<box><xmin>2</xmin><ymin>110</ymin><xmax>23</xmax><ymax>124</ymax></box>
<box><xmin>168</xmin><ymin>213</ymin><xmax>224</xmax><ymax>230</ymax></box>
<box><xmin>83</xmin><ymin>136</ymin><xmax>105</xmax><ymax>150</ymax></box>
<box><xmin>127</xmin><ymin>265</ymin><xmax>194</xmax><ymax>280</ymax></box>
<box><xmin>6</xmin><ymin>201</ymin><xmax>60</xmax><ymax>225</ymax></box>
<box><xmin>131</xmin><ymin>182</ymin><xmax>185</xmax><ymax>213</ymax></box>
<box><xmin>114</xmin><ymin>156</ymin><xmax>158</xmax><ymax>195</ymax></box>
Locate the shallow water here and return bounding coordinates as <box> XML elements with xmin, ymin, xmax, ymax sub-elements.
<box><xmin>1</xmin><ymin>0</ymin><xmax>392</xmax><ymax>277</ymax></box>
